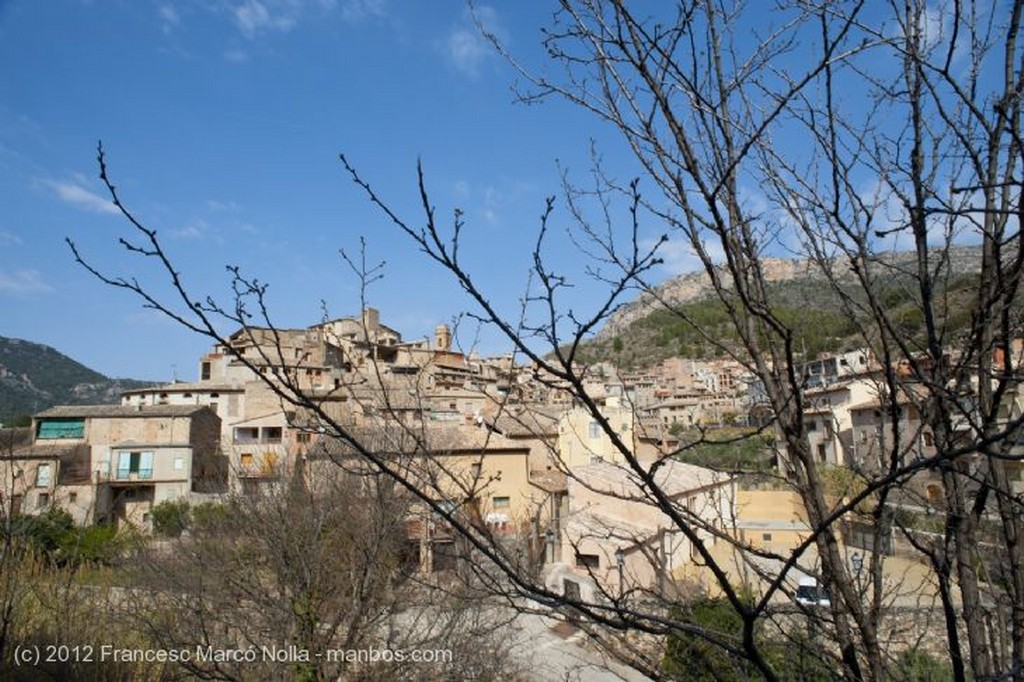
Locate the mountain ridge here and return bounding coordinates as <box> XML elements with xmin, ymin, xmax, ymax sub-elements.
<box><xmin>596</xmin><ymin>245</ymin><xmax>985</xmax><ymax>340</ymax></box>
<box><xmin>0</xmin><ymin>336</ymin><xmax>156</xmax><ymax>424</ymax></box>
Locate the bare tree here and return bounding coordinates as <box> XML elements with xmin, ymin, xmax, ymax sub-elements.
<box><xmin>68</xmin><ymin>1</ymin><xmax>1024</xmax><ymax>681</ymax></box>
<box><xmin>124</xmin><ymin>465</ymin><xmax>523</xmax><ymax>681</ymax></box>
<box><xmin>465</xmin><ymin>1</ymin><xmax>1023</xmax><ymax>679</ymax></box>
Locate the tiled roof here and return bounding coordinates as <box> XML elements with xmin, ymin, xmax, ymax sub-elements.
<box><xmin>35</xmin><ymin>404</ymin><xmax>213</xmax><ymax>419</ymax></box>
<box><xmin>307</xmin><ymin>423</ymin><xmax>529</xmax><ymax>458</ymax></box>
<box><xmin>529</xmin><ymin>469</ymin><xmax>568</xmax><ymax>493</ymax></box>
<box><xmin>570</xmin><ymin>459</ymin><xmax>731</xmax><ymax>498</ymax></box>
<box><xmin>120</xmin><ymin>381</ymin><xmax>242</xmax><ymax>394</ymax></box>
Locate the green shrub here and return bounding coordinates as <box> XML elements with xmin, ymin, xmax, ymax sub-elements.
<box><xmin>12</xmin><ymin>508</ymin><xmax>124</xmax><ymax>567</ymax></box>
<box><xmin>663</xmin><ymin>598</ymin><xmax>755</xmax><ymax>681</ymax></box>
<box><xmin>191</xmin><ymin>501</ymin><xmax>229</xmax><ymax>531</ymax></box>
<box><xmin>894</xmin><ymin>649</ymin><xmax>956</xmax><ymax>681</ymax></box>
<box><xmin>13</xmin><ymin>507</ymin><xmax>75</xmax><ymax>556</ymax></box>
<box><xmin>150</xmin><ymin>498</ymin><xmax>191</xmax><ymax>537</ymax></box>
<box><xmin>59</xmin><ymin>524</ymin><xmax>122</xmax><ymax>566</ymax></box>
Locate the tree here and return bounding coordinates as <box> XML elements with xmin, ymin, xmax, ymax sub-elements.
<box><xmin>122</xmin><ymin>465</ymin><xmax>523</xmax><ymax>681</ymax></box>
<box><xmin>71</xmin><ymin>1</ymin><xmax>1024</xmax><ymax>681</ymax></box>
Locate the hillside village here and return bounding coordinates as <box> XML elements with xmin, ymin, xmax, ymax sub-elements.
<box><xmin>4</xmin><ymin>306</ymin><xmax>1016</xmax><ymax>610</ymax></box>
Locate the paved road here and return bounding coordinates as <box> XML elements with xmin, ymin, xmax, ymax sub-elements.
<box><xmin>506</xmin><ymin>604</ymin><xmax>653</xmax><ymax>682</ymax></box>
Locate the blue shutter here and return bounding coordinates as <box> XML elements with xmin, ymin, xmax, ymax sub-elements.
<box><xmin>139</xmin><ymin>452</ymin><xmax>154</xmax><ymax>479</ymax></box>
<box><xmin>117</xmin><ymin>453</ymin><xmax>131</xmax><ymax>479</ymax></box>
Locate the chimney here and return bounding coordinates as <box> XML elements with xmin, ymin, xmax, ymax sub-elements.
<box><xmin>362</xmin><ymin>307</ymin><xmax>380</xmax><ymax>334</ymax></box>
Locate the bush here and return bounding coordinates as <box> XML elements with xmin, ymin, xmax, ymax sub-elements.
<box><xmin>894</xmin><ymin>650</ymin><xmax>956</xmax><ymax>681</ymax></box>
<box><xmin>191</xmin><ymin>501</ymin><xmax>229</xmax><ymax>531</ymax></box>
<box><xmin>663</xmin><ymin>598</ymin><xmax>754</xmax><ymax>681</ymax></box>
<box><xmin>13</xmin><ymin>507</ymin><xmax>75</xmax><ymax>556</ymax></box>
<box><xmin>60</xmin><ymin>524</ymin><xmax>123</xmax><ymax>566</ymax></box>
<box><xmin>12</xmin><ymin>508</ymin><xmax>124</xmax><ymax>568</ymax></box>
<box><xmin>150</xmin><ymin>499</ymin><xmax>191</xmax><ymax>538</ymax></box>
<box><xmin>664</xmin><ymin>596</ymin><xmax>834</xmax><ymax>681</ymax></box>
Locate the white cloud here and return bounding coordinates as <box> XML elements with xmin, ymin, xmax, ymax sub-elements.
<box><xmin>170</xmin><ymin>222</ymin><xmax>206</xmax><ymax>240</ymax></box>
<box><xmin>645</xmin><ymin>236</ymin><xmax>725</xmax><ymax>276</ymax></box>
<box><xmin>340</xmin><ymin>0</ymin><xmax>386</xmax><ymax>22</ymax></box>
<box><xmin>443</xmin><ymin>6</ymin><xmax>504</xmax><ymax>78</ymax></box>
<box><xmin>224</xmin><ymin>47</ymin><xmax>250</xmax><ymax>63</ymax></box>
<box><xmin>885</xmin><ymin>0</ymin><xmax>968</xmax><ymax>64</ymax></box>
<box><xmin>170</xmin><ymin>218</ymin><xmax>229</xmax><ymax>244</ymax></box>
<box><xmin>207</xmin><ymin>199</ymin><xmax>240</xmax><ymax>212</ymax></box>
<box><xmin>0</xmin><ymin>269</ymin><xmax>54</xmax><ymax>295</ymax></box>
<box><xmin>482</xmin><ymin>186</ymin><xmax>499</xmax><ymax>224</ymax></box>
<box><xmin>158</xmin><ymin>4</ymin><xmax>180</xmax><ymax>33</ymax></box>
<box><xmin>447</xmin><ymin>29</ymin><xmax>488</xmax><ymax>77</ymax></box>
<box><xmin>234</xmin><ymin>0</ymin><xmax>293</xmax><ymax>38</ymax></box>
<box><xmin>0</xmin><ymin>231</ymin><xmax>23</xmax><ymax>246</ymax></box>
<box><xmin>43</xmin><ymin>180</ymin><xmax>119</xmax><ymax>215</ymax></box>
<box><xmin>229</xmin><ymin>0</ymin><xmax>372</xmax><ymax>39</ymax></box>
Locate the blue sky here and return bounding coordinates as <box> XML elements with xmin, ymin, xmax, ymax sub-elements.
<box><xmin>1</xmin><ymin>1</ymin><xmax>998</xmax><ymax>382</ymax></box>
<box><xmin>0</xmin><ymin>0</ymin><xmax>661</xmax><ymax>381</ymax></box>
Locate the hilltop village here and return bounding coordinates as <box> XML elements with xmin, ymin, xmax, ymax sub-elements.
<box><xmin>4</xmin><ymin>307</ymin><xmax>1021</xmax><ymax>604</ymax></box>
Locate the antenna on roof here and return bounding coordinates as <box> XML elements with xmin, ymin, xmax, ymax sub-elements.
<box><xmin>171</xmin><ymin>363</ymin><xmax>178</xmax><ymax>383</ymax></box>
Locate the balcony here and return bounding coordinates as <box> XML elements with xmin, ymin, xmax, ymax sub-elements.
<box><xmin>232</xmin><ymin>426</ymin><xmax>283</xmax><ymax>445</ymax></box>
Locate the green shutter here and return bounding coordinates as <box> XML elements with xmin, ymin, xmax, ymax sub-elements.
<box><xmin>36</xmin><ymin>419</ymin><xmax>85</xmax><ymax>439</ymax></box>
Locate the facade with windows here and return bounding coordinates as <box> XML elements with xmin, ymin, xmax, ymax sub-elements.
<box><xmin>0</xmin><ymin>427</ymin><xmax>92</xmax><ymax>520</ymax></box>
<box><xmin>554</xmin><ymin>459</ymin><xmax>734</xmax><ymax>600</ymax></box>
<box><xmin>28</xmin><ymin>404</ymin><xmax>224</xmax><ymax>527</ymax></box>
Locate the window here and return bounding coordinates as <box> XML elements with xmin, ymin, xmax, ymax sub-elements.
<box><xmin>470</xmin><ymin>463</ymin><xmax>482</xmax><ymax>478</ymax></box>
<box><xmin>262</xmin><ymin>452</ymin><xmax>279</xmax><ymax>475</ymax></box>
<box><xmin>240</xmin><ymin>453</ymin><xmax>254</xmax><ymax>467</ymax></box>
<box><xmin>68</xmin><ymin>492</ymin><xmax>78</xmax><ymax>504</ymax></box>
<box><xmin>493</xmin><ymin>496</ymin><xmax>510</xmax><ymax>509</ymax></box>
<box><xmin>817</xmin><ymin>443</ymin><xmax>827</xmax><ymax>462</ymax></box>
<box><xmin>233</xmin><ymin>427</ymin><xmax>259</xmax><ymax>444</ymax></box>
<box><xmin>575</xmin><ymin>553</ymin><xmax>600</xmax><ymax>569</ymax></box>
<box><xmin>923</xmin><ymin>431</ymin><xmax>934</xmax><ymax>447</ymax></box>
<box><xmin>588</xmin><ymin>421</ymin><xmax>601</xmax><ymax>439</ymax></box>
<box><xmin>116</xmin><ymin>451</ymin><xmax>153</xmax><ymax>480</ymax></box>
<box><xmin>173</xmin><ymin>458</ymin><xmax>184</xmax><ymax>471</ymax></box>
<box><xmin>563</xmin><ymin>579</ymin><xmax>581</xmax><ymax>600</ymax></box>
<box><xmin>37</xmin><ymin>492</ymin><xmax>50</xmax><ymax>509</ymax></box>
<box><xmin>35</xmin><ymin>464</ymin><xmax>52</xmax><ymax>488</ymax></box>
<box><xmin>36</xmin><ymin>419</ymin><xmax>84</xmax><ymax>440</ymax></box>
<box><xmin>762</xmin><ymin>533</ymin><xmax>773</xmax><ymax>542</ymax></box>
<box><xmin>201</xmin><ymin>362</ymin><xmax>211</xmax><ymax>380</ymax></box>
<box><xmin>296</xmin><ymin>433</ymin><xmax>311</xmax><ymax>443</ymax></box>
<box><xmin>261</xmin><ymin>427</ymin><xmax>282</xmax><ymax>444</ymax></box>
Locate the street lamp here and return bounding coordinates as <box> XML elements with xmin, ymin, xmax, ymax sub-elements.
<box><xmin>851</xmin><ymin>552</ymin><xmax>863</xmax><ymax>592</ymax></box>
<box><xmin>615</xmin><ymin>547</ymin><xmax>625</xmax><ymax>596</ymax></box>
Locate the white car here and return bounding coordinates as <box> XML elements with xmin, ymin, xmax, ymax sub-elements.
<box><xmin>795</xmin><ymin>578</ymin><xmax>831</xmax><ymax>608</ymax></box>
